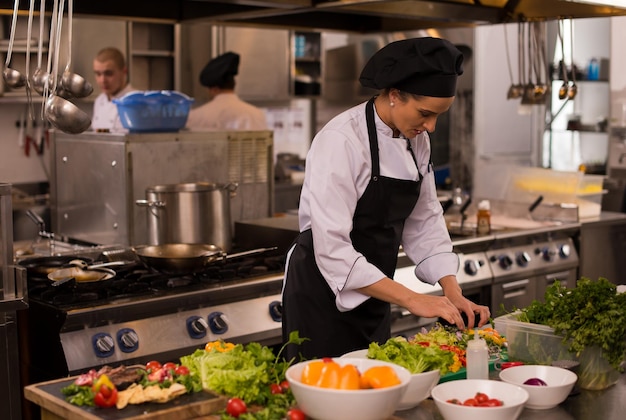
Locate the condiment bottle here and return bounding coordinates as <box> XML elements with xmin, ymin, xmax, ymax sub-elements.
<box><xmin>466</xmin><ymin>330</ymin><xmax>489</xmax><ymax>380</ymax></box>
<box><xmin>476</xmin><ymin>200</ymin><xmax>491</xmax><ymax>235</ymax></box>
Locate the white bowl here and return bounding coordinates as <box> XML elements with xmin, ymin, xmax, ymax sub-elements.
<box><xmin>498</xmin><ymin>365</ymin><xmax>577</xmax><ymax>409</ymax></box>
<box><xmin>431</xmin><ymin>379</ymin><xmax>529</xmax><ymax>420</ymax></box>
<box><xmin>285</xmin><ymin>357</ymin><xmax>411</xmax><ymax>420</ymax></box>
<box><xmin>340</xmin><ymin>348</ymin><xmax>440</xmax><ymax>410</ymax></box>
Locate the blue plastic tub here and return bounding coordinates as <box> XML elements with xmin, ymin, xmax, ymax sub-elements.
<box><xmin>113</xmin><ymin>90</ymin><xmax>194</xmax><ymax>133</ymax></box>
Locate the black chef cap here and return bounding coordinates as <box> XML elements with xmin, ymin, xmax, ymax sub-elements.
<box><xmin>199</xmin><ymin>52</ymin><xmax>240</xmax><ymax>87</ymax></box>
<box><xmin>359</xmin><ymin>37</ymin><xmax>463</xmax><ymax>97</ymax></box>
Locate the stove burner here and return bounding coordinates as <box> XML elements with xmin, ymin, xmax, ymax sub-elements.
<box><xmin>26</xmin><ymin>251</ymin><xmax>286</xmax><ymax>310</ymax></box>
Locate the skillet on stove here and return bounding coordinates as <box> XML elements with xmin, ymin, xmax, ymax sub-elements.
<box><xmin>132</xmin><ymin>243</ymin><xmax>278</xmax><ymax>275</ymax></box>
<box><xmin>17</xmin><ymin>255</ymin><xmax>94</xmax><ymax>278</ymax></box>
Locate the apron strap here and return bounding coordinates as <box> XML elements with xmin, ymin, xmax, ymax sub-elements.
<box><xmin>365</xmin><ymin>97</ymin><xmax>380</xmax><ymax>179</ymax></box>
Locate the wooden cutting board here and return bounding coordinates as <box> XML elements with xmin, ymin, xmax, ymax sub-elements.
<box><xmin>24</xmin><ymin>377</ymin><xmax>227</xmax><ymax>420</ymax></box>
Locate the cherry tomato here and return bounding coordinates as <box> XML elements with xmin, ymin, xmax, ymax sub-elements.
<box><xmin>226</xmin><ymin>397</ymin><xmax>247</xmax><ymax>417</ymax></box>
<box><xmin>269</xmin><ymin>383</ymin><xmax>283</xmax><ymax>394</ymax></box>
<box><xmin>174</xmin><ymin>365</ymin><xmax>190</xmax><ymax>376</ymax></box>
<box><xmin>146</xmin><ymin>360</ymin><xmax>162</xmax><ymax>372</ymax></box>
<box><xmin>475</xmin><ymin>392</ymin><xmax>488</xmax><ymax>404</ymax></box>
<box><xmin>485</xmin><ymin>398</ymin><xmax>503</xmax><ymax>407</ymax></box>
<box><xmin>162</xmin><ymin>362</ymin><xmax>177</xmax><ymax>371</ymax></box>
<box><xmin>279</xmin><ymin>380</ymin><xmax>290</xmax><ymax>392</ymax></box>
<box><xmin>287</xmin><ymin>408</ymin><xmax>306</xmax><ymax>420</ymax></box>
<box><xmin>463</xmin><ymin>398</ymin><xmax>478</xmax><ymax>406</ymax></box>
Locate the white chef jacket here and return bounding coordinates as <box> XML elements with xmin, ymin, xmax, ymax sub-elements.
<box><xmin>294</xmin><ymin>100</ymin><xmax>459</xmax><ymax>311</ymax></box>
<box><xmin>91</xmin><ymin>84</ymin><xmax>136</xmax><ymax>132</ymax></box>
<box><xmin>185</xmin><ymin>93</ymin><xmax>268</xmax><ymax>131</ymax></box>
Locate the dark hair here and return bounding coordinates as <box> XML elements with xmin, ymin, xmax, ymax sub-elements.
<box><xmin>219</xmin><ymin>75</ymin><xmax>236</xmax><ymax>90</ymax></box>
<box><xmin>384</xmin><ymin>88</ymin><xmax>424</xmax><ymax>103</ymax></box>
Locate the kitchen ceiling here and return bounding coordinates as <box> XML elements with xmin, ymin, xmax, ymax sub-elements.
<box><xmin>1</xmin><ymin>0</ymin><xmax>626</xmax><ymax>32</ymax></box>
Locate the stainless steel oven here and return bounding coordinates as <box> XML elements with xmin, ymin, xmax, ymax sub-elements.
<box><xmin>488</xmin><ymin>233</ymin><xmax>579</xmax><ymax>314</ymax></box>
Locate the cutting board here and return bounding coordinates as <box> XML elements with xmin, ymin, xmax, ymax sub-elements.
<box><xmin>24</xmin><ymin>377</ymin><xmax>227</xmax><ymax>420</ymax></box>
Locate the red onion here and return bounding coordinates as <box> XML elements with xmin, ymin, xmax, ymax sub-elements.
<box><xmin>523</xmin><ymin>377</ymin><xmax>548</xmax><ymax>386</ymax></box>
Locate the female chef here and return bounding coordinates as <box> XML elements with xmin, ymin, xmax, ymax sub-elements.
<box><xmin>281</xmin><ymin>37</ymin><xmax>490</xmax><ymax>360</ymax></box>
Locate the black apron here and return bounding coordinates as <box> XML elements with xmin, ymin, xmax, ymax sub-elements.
<box><xmin>282</xmin><ymin>97</ymin><xmax>423</xmax><ymax>360</ymax></box>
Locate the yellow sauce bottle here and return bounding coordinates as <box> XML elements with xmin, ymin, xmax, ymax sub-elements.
<box><xmin>476</xmin><ymin>200</ymin><xmax>491</xmax><ymax>235</ymax></box>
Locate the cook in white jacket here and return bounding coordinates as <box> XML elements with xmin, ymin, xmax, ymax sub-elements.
<box><xmin>185</xmin><ymin>52</ymin><xmax>268</xmax><ymax>131</ymax></box>
<box><xmin>281</xmin><ymin>37</ymin><xmax>490</xmax><ymax>360</ymax></box>
<box><xmin>92</xmin><ymin>47</ymin><xmax>135</xmax><ymax>132</ymax></box>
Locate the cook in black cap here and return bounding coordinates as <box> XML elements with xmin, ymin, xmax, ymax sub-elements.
<box><xmin>186</xmin><ymin>51</ymin><xmax>268</xmax><ymax>130</ymax></box>
<box><xmin>360</xmin><ymin>36</ymin><xmax>463</xmax><ymax>97</ymax></box>
<box><xmin>281</xmin><ymin>37</ymin><xmax>489</xmax><ymax>361</ymax></box>
<box><xmin>199</xmin><ymin>51</ymin><xmax>240</xmax><ymax>88</ymax></box>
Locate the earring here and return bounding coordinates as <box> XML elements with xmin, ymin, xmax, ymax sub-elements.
<box><xmin>390</xmin><ymin>102</ymin><xmax>395</xmax><ymax>107</ymax></box>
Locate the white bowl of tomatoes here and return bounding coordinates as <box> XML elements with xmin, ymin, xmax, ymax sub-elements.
<box><xmin>431</xmin><ymin>379</ymin><xmax>529</xmax><ymax>420</ymax></box>
<box><xmin>285</xmin><ymin>357</ymin><xmax>411</xmax><ymax>420</ymax></box>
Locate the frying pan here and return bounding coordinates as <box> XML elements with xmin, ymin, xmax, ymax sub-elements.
<box><xmin>132</xmin><ymin>244</ymin><xmax>278</xmax><ymax>274</ymax></box>
<box><xmin>18</xmin><ymin>255</ymin><xmax>93</xmax><ymax>278</ymax></box>
<box><xmin>47</xmin><ymin>266</ymin><xmax>116</xmax><ymax>287</ymax></box>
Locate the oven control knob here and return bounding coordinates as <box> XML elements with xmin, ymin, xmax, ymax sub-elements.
<box><xmin>208</xmin><ymin>312</ymin><xmax>229</xmax><ymax>335</ymax></box>
<box><xmin>516</xmin><ymin>251</ymin><xmax>531</xmax><ymax>267</ymax></box>
<box><xmin>540</xmin><ymin>246</ymin><xmax>556</xmax><ymax>262</ymax></box>
<box><xmin>559</xmin><ymin>243</ymin><xmax>571</xmax><ymax>259</ymax></box>
<box><xmin>463</xmin><ymin>259</ymin><xmax>481</xmax><ymax>276</ymax></box>
<box><xmin>186</xmin><ymin>316</ymin><xmax>208</xmax><ymax>339</ymax></box>
<box><xmin>498</xmin><ymin>254</ymin><xmax>513</xmax><ymax>270</ymax></box>
<box><xmin>269</xmin><ymin>300</ymin><xmax>283</xmax><ymax>322</ymax></box>
<box><xmin>117</xmin><ymin>328</ymin><xmax>139</xmax><ymax>353</ymax></box>
<box><xmin>92</xmin><ymin>333</ymin><xmax>115</xmax><ymax>358</ymax></box>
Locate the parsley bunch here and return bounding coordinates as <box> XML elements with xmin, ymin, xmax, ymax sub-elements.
<box><xmin>520</xmin><ymin>277</ymin><xmax>626</xmax><ymax>371</ymax></box>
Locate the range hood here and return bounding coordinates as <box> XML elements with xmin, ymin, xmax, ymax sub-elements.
<box><xmin>1</xmin><ymin>0</ymin><xmax>626</xmax><ymax>32</ymax></box>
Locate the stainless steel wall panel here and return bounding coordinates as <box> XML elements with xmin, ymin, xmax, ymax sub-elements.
<box><xmin>51</xmin><ymin>131</ymin><xmax>273</xmax><ymax>246</ymax></box>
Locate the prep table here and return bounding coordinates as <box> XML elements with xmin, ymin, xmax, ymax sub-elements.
<box><xmin>391</xmin><ymin>371</ymin><xmax>626</xmax><ymax>420</ymax></box>
<box><xmin>25</xmin><ymin>372</ymin><xmax>625</xmax><ymax>420</ymax></box>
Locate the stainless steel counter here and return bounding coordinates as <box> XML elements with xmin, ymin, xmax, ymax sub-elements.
<box><xmin>393</xmin><ymin>372</ymin><xmax>626</xmax><ymax>419</ymax></box>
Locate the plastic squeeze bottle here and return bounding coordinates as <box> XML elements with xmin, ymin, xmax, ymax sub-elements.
<box><xmin>466</xmin><ymin>330</ymin><xmax>489</xmax><ymax>380</ymax></box>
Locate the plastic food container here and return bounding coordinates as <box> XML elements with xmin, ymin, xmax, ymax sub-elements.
<box><xmin>505</xmin><ymin>167</ymin><xmax>605</xmax><ymax>218</ymax></box>
<box><xmin>113</xmin><ymin>90</ymin><xmax>194</xmax><ymax>133</ymax></box>
<box><xmin>494</xmin><ymin>313</ymin><xmax>620</xmax><ymax>390</ymax></box>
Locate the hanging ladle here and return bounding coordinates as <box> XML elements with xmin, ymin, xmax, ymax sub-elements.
<box><xmin>31</xmin><ymin>0</ymin><xmax>49</xmax><ymax>95</ymax></box>
<box><xmin>3</xmin><ymin>0</ymin><xmax>27</xmax><ymax>89</ymax></box>
<box><xmin>557</xmin><ymin>19</ymin><xmax>569</xmax><ymax>100</ymax></box>
<box><xmin>504</xmin><ymin>23</ymin><xmax>523</xmax><ymax>100</ymax></box>
<box><xmin>532</xmin><ymin>21</ymin><xmax>549</xmax><ymax>102</ymax></box>
<box><xmin>567</xmin><ymin>19</ymin><xmax>578</xmax><ymax>100</ymax></box>
<box><xmin>44</xmin><ymin>0</ymin><xmax>91</xmax><ymax>134</ymax></box>
<box><xmin>59</xmin><ymin>0</ymin><xmax>93</xmax><ymax>98</ymax></box>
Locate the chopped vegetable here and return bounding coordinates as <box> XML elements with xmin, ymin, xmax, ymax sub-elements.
<box><xmin>181</xmin><ymin>331</ymin><xmax>307</xmax><ymax>419</ymax></box>
<box><xmin>368</xmin><ymin>336</ymin><xmax>458</xmax><ymax>375</ymax></box>
<box><xmin>516</xmin><ymin>277</ymin><xmax>626</xmax><ymax>373</ymax></box>
<box><xmin>524</xmin><ymin>377</ymin><xmax>548</xmax><ymax>386</ymax></box>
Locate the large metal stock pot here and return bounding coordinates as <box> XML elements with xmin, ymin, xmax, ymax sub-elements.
<box><xmin>136</xmin><ymin>182</ymin><xmax>238</xmax><ymax>251</ymax></box>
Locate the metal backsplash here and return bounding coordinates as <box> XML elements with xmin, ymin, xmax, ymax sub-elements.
<box><xmin>51</xmin><ymin>130</ymin><xmax>274</xmax><ymax>247</ymax></box>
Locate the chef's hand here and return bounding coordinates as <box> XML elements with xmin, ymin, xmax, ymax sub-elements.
<box><xmin>439</xmin><ymin>275</ymin><xmax>491</xmax><ymax>329</ymax></box>
<box><xmin>359</xmin><ymin>277</ymin><xmax>468</xmax><ymax>330</ymax></box>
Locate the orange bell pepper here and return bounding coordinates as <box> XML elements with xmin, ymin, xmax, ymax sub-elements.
<box><xmin>338</xmin><ymin>364</ymin><xmax>360</xmax><ymax>390</ymax></box>
<box><xmin>360</xmin><ymin>366</ymin><xmax>401</xmax><ymax>389</ymax></box>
